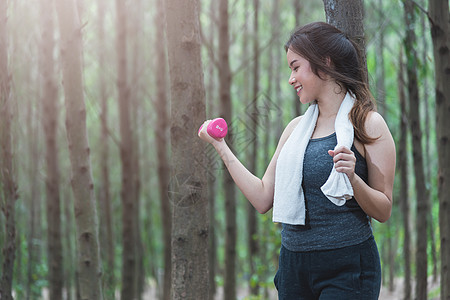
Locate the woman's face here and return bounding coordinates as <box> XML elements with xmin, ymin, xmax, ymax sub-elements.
<box><xmin>286</xmin><ymin>48</ymin><xmax>324</xmax><ymax>105</ymax></box>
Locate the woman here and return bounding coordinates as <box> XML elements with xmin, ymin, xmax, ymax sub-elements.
<box><xmin>198</xmin><ymin>22</ymin><xmax>395</xmax><ymax>299</ymax></box>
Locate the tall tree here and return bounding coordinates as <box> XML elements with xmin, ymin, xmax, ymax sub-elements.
<box><xmin>403</xmin><ymin>1</ymin><xmax>430</xmax><ymax>299</ymax></box>
<box><xmin>155</xmin><ymin>0</ymin><xmax>172</xmax><ymax>299</ymax></box>
<box><xmin>219</xmin><ymin>0</ymin><xmax>237</xmax><ymax>299</ymax></box>
<box><xmin>62</xmin><ymin>191</ymin><xmax>76</xmax><ymax>300</ymax></box>
<box><xmin>25</xmin><ymin>101</ymin><xmax>41</xmax><ymax>300</ymax></box>
<box><xmin>375</xmin><ymin>0</ymin><xmax>386</xmax><ymax>116</ymax></box>
<box><xmin>164</xmin><ymin>0</ymin><xmax>209</xmax><ymax>298</ymax></box>
<box><xmin>205</xmin><ymin>1</ymin><xmax>218</xmax><ymax>298</ymax></box>
<box><xmin>428</xmin><ymin>0</ymin><xmax>450</xmax><ymax>298</ymax></box>
<box><xmin>128</xmin><ymin>1</ymin><xmax>145</xmax><ymax>297</ymax></box>
<box><xmin>242</xmin><ymin>0</ymin><xmax>251</xmax><ymax>122</ymax></box>
<box><xmin>39</xmin><ymin>0</ymin><xmax>63</xmax><ymax>298</ymax></box>
<box><xmin>115</xmin><ymin>0</ymin><xmax>138</xmax><ymax>298</ymax></box>
<box><xmin>398</xmin><ymin>50</ymin><xmax>412</xmax><ymax>300</ymax></box>
<box><xmin>322</xmin><ymin>0</ymin><xmax>368</xmax><ymax>79</ymax></box>
<box><xmin>417</xmin><ymin>0</ymin><xmax>439</xmax><ymax>283</ymax></box>
<box><xmin>293</xmin><ymin>0</ymin><xmax>303</xmax><ymax>118</ymax></box>
<box><xmin>54</xmin><ymin>0</ymin><xmax>103</xmax><ymax>298</ymax></box>
<box><xmin>270</xmin><ymin>0</ymin><xmax>282</xmax><ymax>157</ymax></box>
<box><xmin>261</xmin><ymin>1</ymin><xmax>282</xmax><ymax>295</ymax></box>
<box><xmin>97</xmin><ymin>0</ymin><xmax>114</xmax><ymax>297</ymax></box>
<box><xmin>419</xmin><ymin>3</ymin><xmax>438</xmax><ymax>283</ymax></box>
<box><xmin>0</xmin><ymin>0</ymin><xmax>18</xmax><ymax>298</ymax></box>
<box><xmin>247</xmin><ymin>0</ymin><xmax>260</xmax><ymax>295</ymax></box>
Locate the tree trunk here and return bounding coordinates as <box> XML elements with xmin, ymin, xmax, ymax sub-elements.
<box><xmin>419</xmin><ymin>2</ymin><xmax>438</xmax><ymax>283</ymax></box>
<box><xmin>403</xmin><ymin>1</ymin><xmax>429</xmax><ymax>299</ymax></box>
<box><xmin>208</xmin><ymin>177</ymin><xmax>217</xmax><ymax>300</ymax></box>
<box><xmin>322</xmin><ymin>0</ymin><xmax>368</xmax><ymax>81</ymax></box>
<box><xmin>63</xmin><ymin>190</ymin><xmax>75</xmax><ymax>300</ymax></box>
<box><xmin>206</xmin><ymin>1</ymin><xmax>218</xmax><ymax>299</ymax></box>
<box><xmin>54</xmin><ymin>0</ymin><xmax>103</xmax><ymax>298</ymax></box>
<box><xmin>165</xmin><ymin>0</ymin><xmax>209</xmax><ymax>298</ymax></box>
<box><xmin>398</xmin><ymin>50</ymin><xmax>412</xmax><ymax>300</ymax></box>
<box><xmin>428</xmin><ymin>0</ymin><xmax>450</xmax><ymax>298</ymax></box>
<box><xmin>271</xmin><ymin>0</ymin><xmax>282</xmax><ymax>153</ymax></box>
<box><xmin>387</xmin><ymin>220</ymin><xmax>395</xmax><ymax>292</ymax></box>
<box><xmin>242</xmin><ymin>0</ymin><xmax>251</xmax><ymax>130</ymax></box>
<box><xmin>218</xmin><ymin>0</ymin><xmax>237</xmax><ymax>299</ymax></box>
<box><xmin>293</xmin><ymin>0</ymin><xmax>303</xmax><ymax>118</ymax></box>
<box><xmin>247</xmin><ymin>0</ymin><xmax>260</xmax><ymax>295</ymax></box>
<box><xmin>115</xmin><ymin>0</ymin><xmax>137</xmax><ymax>298</ymax></box>
<box><xmin>420</xmin><ymin>6</ymin><xmax>438</xmax><ymax>283</ymax></box>
<box><xmin>25</xmin><ymin>101</ymin><xmax>41</xmax><ymax>300</ymax></box>
<box><xmin>40</xmin><ymin>0</ymin><xmax>64</xmax><ymax>298</ymax></box>
<box><xmin>129</xmin><ymin>1</ymin><xmax>144</xmax><ymax>298</ymax></box>
<box><xmin>0</xmin><ymin>0</ymin><xmax>18</xmax><ymax>298</ymax></box>
<box><xmin>155</xmin><ymin>0</ymin><xmax>172</xmax><ymax>299</ymax></box>
<box><xmin>97</xmin><ymin>0</ymin><xmax>115</xmax><ymax>297</ymax></box>
<box><xmin>375</xmin><ymin>0</ymin><xmax>386</xmax><ymax>116</ymax></box>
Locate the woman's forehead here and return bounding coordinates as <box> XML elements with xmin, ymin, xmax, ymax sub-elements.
<box><xmin>287</xmin><ymin>49</ymin><xmax>306</xmax><ymax>63</ymax></box>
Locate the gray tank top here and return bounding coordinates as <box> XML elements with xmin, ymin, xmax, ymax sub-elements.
<box><xmin>281</xmin><ymin>132</ymin><xmax>373</xmax><ymax>252</ymax></box>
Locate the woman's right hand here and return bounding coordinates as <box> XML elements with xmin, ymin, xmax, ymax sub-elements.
<box><xmin>198</xmin><ymin>119</ymin><xmax>223</xmax><ymax>144</ymax></box>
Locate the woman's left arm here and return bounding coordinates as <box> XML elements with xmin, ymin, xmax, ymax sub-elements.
<box><xmin>331</xmin><ymin>112</ymin><xmax>396</xmax><ymax>223</ymax></box>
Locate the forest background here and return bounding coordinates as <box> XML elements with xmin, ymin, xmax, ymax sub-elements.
<box><xmin>0</xmin><ymin>0</ymin><xmax>449</xmax><ymax>299</ymax></box>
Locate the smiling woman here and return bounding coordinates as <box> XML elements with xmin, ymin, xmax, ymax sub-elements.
<box><xmin>285</xmin><ymin>22</ymin><xmax>376</xmax><ymax>144</ymax></box>
<box><xmin>199</xmin><ymin>21</ymin><xmax>395</xmax><ymax>300</ymax></box>
<box><xmin>274</xmin><ymin>23</ymin><xmax>394</xmax><ymax>299</ymax></box>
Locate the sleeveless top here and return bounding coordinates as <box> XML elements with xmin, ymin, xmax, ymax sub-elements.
<box><xmin>281</xmin><ymin>132</ymin><xmax>373</xmax><ymax>252</ymax></box>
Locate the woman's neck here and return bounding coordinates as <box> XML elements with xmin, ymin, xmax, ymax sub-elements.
<box><xmin>316</xmin><ymin>82</ymin><xmax>347</xmax><ymax>119</ymax></box>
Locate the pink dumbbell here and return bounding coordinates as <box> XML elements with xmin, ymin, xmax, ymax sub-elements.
<box><xmin>198</xmin><ymin>118</ymin><xmax>228</xmax><ymax>139</ymax></box>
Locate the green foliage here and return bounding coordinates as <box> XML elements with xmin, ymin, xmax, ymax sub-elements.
<box><xmin>429</xmin><ymin>285</ymin><xmax>441</xmax><ymax>299</ymax></box>
<box><xmin>12</xmin><ymin>233</ymin><xmax>48</xmax><ymax>299</ymax></box>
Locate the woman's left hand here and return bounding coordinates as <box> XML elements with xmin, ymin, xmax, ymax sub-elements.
<box><xmin>328</xmin><ymin>146</ymin><xmax>357</xmax><ymax>181</ymax></box>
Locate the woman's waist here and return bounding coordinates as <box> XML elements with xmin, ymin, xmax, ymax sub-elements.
<box><xmin>281</xmin><ymin>220</ymin><xmax>373</xmax><ymax>252</ymax></box>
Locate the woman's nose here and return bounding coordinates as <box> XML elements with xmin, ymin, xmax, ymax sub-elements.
<box><xmin>289</xmin><ymin>76</ymin><xmax>296</xmax><ymax>85</ymax></box>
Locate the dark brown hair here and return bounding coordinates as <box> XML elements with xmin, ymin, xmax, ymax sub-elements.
<box><xmin>285</xmin><ymin>22</ymin><xmax>377</xmax><ymax>144</ymax></box>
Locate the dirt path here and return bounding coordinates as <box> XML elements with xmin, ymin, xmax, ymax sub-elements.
<box><xmin>41</xmin><ymin>276</ymin><xmax>438</xmax><ymax>299</ymax></box>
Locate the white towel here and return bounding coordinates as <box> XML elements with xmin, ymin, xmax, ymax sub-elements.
<box><xmin>273</xmin><ymin>92</ymin><xmax>355</xmax><ymax>225</ymax></box>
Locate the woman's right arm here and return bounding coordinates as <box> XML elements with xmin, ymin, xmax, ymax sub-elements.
<box><xmin>198</xmin><ymin>117</ymin><xmax>300</xmax><ymax>214</ymax></box>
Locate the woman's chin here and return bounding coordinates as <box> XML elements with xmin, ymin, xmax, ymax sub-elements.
<box><xmin>299</xmin><ymin>97</ymin><xmax>312</xmax><ymax>105</ymax></box>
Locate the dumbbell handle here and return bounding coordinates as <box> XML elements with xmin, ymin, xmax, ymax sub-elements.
<box><xmin>198</xmin><ymin>118</ymin><xmax>228</xmax><ymax>139</ymax></box>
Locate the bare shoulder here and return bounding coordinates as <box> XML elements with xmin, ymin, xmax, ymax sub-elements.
<box><xmin>286</xmin><ymin>115</ymin><xmax>302</xmax><ymax>131</ymax></box>
<box><xmin>365</xmin><ymin>111</ymin><xmax>391</xmax><ymax>139</ymax></box>
<box><xmin>363</xmin><ymin>112</ymin><xmax>396</xmax><ymax>201</ymax></box>
<box><xmin>273</xmin><ymin>115</ymin><xmax>302</xmax><ymax>152</ymax></box>
<box><xmin>280</xmin><ymin>115</ymin><xmax>302</xmax><ymax>141</ymax></box>
<box><xmin>364</xmin><ymin>111</ymin><xmax>395</xmax><ymax>158</ymax></box>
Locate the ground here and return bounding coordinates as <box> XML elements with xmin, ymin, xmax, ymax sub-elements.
<box><xmin>38</xmin><ymin>276</ymin><xmax>441</xmax><ymax>299</ymax></box>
